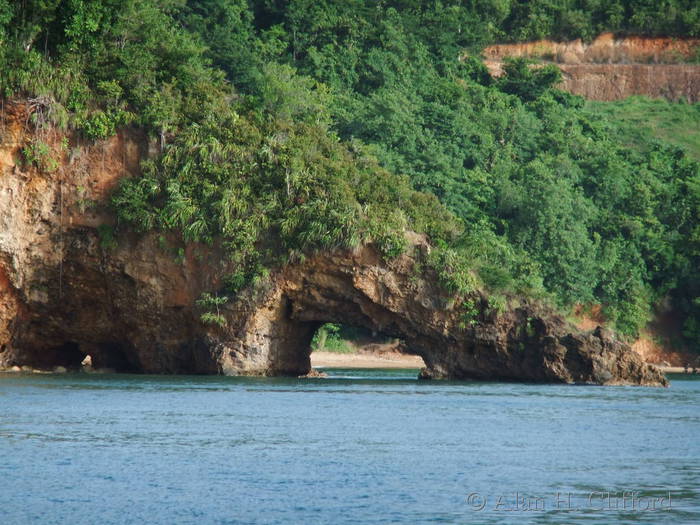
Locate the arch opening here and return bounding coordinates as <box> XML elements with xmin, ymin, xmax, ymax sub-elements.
<box><xmin>310</xmin><ymin>323</ymin><xmax>398</xmax><ymax>353</ymax></box>
<box><xmin>307</xmin><ymin>323</ymin><xmax>426</xmax><ymax>371</ymax></box>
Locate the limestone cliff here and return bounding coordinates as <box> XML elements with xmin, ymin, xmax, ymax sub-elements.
<box><xmin>482</xmin><ymin>33</ymin><xmax>700</xmax><ymax>102</ymax></box>
<box><xmin>0</xmin><ymin>101</ymin><xmax>667</xmax><ymax>386</ymax></box>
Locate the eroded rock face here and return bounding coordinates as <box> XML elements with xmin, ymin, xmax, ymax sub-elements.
<box><xmin>481</xmin><ymin>33</ymin><xmax>700</xmax><ymax>102</ymax></box>
<box><xmin>232</xmin><ymin>245</ymin><xmax>664</xmax><ymax>386</ymax></box>
<box><xmin>483</xmin><ymin>33</ymin><xmax>700</xmax><ymax>65</ymax></box>
<box><xmin>0</xmin><ymin>101</ymin><xmax>668</xmax><ymax>385</ymax></box>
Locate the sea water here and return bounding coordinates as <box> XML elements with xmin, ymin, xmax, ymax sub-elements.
<box><xmin>0</xmin><ymin>370</ymin><xmax>698</xmax><ymax>524</ymax></box>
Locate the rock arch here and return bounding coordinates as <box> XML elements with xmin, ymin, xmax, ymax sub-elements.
<box><xmin>0</xmin><ymin>102</ymin><xmax>667</xmax><ymax>385</ymax></box>
<box><xmin>0</xmin><ymin>219</ymin><xmax>667</xmax><ymax>386</ymax></box>
<box><xmin>212</xmin><ymin>242</ymin><xmax>666</xmax><ymax>386</ymax></box>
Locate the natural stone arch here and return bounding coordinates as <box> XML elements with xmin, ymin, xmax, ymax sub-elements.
<box><xmin>0</xmin><ymin>225</ymin><xmax>666</xmax><ymax>386</ymax></box>
<box><xmin>0</xmin><ymin>204</ymin><xmax>666</xmax><ymax>385</ymax></box>
<box><xmin>0</xmin><ymin>107</ymin><xmax>666</xmax><ymax>385</ymax></box>
<box><xmin>212</xmin><ymin>241</ymin><xmax>666</xmax><ymax>386</ymax></box>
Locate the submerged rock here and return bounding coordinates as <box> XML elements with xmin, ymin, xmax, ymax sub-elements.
<box><xmin>299</xmin><ymin>369</ymin><xmax>328</xmax><ymax>379</ymax></box>
<box><xmin>0</xmin><ymin>100</ymin><xmax>667</xmax><ymax>386</ymax></box>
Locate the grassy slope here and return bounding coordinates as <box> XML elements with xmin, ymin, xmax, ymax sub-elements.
<box><xmin>585</xmin><ymin>97</ymin><xmax>700</xmax><ymax>161</ymax></box>
<box><xmin>587</xmin><ymin>96</ymin><xmax>700</xmax><ymax>356</ymax></box>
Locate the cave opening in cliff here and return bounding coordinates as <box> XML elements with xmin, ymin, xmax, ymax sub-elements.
<box><xmin>16</xmin><ymin>341</ymin><xmax>141</xmax><ymax>372</ymax></box>
<box><xmin>39</xmin><ymin>342</ymin><xmax>85</xmax><ymax>370</ymax></box>
<box><xmin>308</xmin><ymin>323</ymin><xmax>425</xmax><ymax>369</ymax></box>
<box><xmin>91</xmin><ymin>343</ymin><xmax>140</xmax><ymax>373</ymax></box>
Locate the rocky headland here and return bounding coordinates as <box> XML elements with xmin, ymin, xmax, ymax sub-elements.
<box><xmin>0</xmin><ymin>100</ymin><xmax>668</xmax><ymax>386</ymax></box>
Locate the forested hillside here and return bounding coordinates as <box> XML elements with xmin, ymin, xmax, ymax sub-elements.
<box><xmin>1</xmin><ymin>1</ymin><xmax>699</xmax><ymax>351</ymax></box>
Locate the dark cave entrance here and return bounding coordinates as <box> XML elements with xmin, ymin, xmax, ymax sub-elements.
<box><xmin>17</xmin><ymin>341</ymin><xmax>140</xmax><ymax>372</ymax></box>
<box><xmin>88</xmin><ymin>343</ymin><xmax>140</xmax><ymax>372</ymax></box>
<box><xmin>35</xmin><ymin>342</ymin><xmax>85</xmax><ymax>370</ymax></box>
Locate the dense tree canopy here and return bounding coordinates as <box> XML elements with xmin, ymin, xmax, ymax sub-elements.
<box><xmin>1</xmin><ymin>1</ymin><xmax>700</xmax><ymax>350</ymax></box>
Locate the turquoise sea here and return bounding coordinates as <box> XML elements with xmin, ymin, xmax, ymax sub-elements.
<box><xmin>0</xmin><ymin>369</ymin><xmax>698</xmax><ymax>524</ymax></box>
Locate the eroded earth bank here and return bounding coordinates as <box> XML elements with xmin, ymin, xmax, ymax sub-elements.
<box><xmin>483</xmin><ymin>33</ymin><xmax>700</xmax><ymax>102</ymax></box>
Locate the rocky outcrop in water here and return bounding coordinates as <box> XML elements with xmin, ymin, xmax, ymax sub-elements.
<box><xmin>0</xmin><ymin>101</ymin><xmax>667</xmax><ymax>386</ymax></box>
<box><xmin>482</xmin><ymin>33</ymin><xmax>700</xmax><ymax>102</ymax></box>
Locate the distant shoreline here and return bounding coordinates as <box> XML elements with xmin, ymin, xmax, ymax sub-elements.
<box><xmin>311</xmin><ymin>351</ymin><xmax>424</xmax><ymax>369</ymax></box>
<box><xmin>311</xmin><ymin>352</ymin><xmax>698</xmax><ymax>374</ymax></box>
<box><xmin>658</xmin><ymin>366</ymin><xmax>699</xmax><ymax>375</ymax></box>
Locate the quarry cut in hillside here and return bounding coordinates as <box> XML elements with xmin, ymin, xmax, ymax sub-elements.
<box><xmin>0</xmin><ymin>101</ymin><xmax>667</xmax><ymax>386</ymax></box>
<box><xmin>482</xmin><ymin>33</ymin><xmax>700</xmax><ymax>102</ymax></box>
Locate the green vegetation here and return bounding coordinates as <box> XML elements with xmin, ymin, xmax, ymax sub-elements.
<box><xmin>196</xmin><ymin>293</ymin><xmax>229</xmax><ymax>328</ymax></box>
<box><xmin>311</xmin><ymin>324</ymin><xmax>352</xmax><ymax>353</ymax></box>
<box><xmin>2</xmin><ymin>2</ymin><xmax>700</xmax><ymax>352</ymax></box>
<box><xmin>586</xmin><ymin>97</ymin><xmax>700</xmax><ymax>161</ymax></box>
<box><xmin>21</xmin><ymin>138</ymin><xmax>59</xmax><ymax>172</ymax></box>
<box><xmin>311</xmin><ymin>324</ymin><xmax>393</xmax><ymax>353</ymax></box>
<box><xmin>496</xmin><ymin>0</ymin><xmax>700</xmax><ymax>42</ymax></box>
<box><xmin>96</xmin><ymin>224</ymin><xmax>118</xmax><ymax>251</ymax></box>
